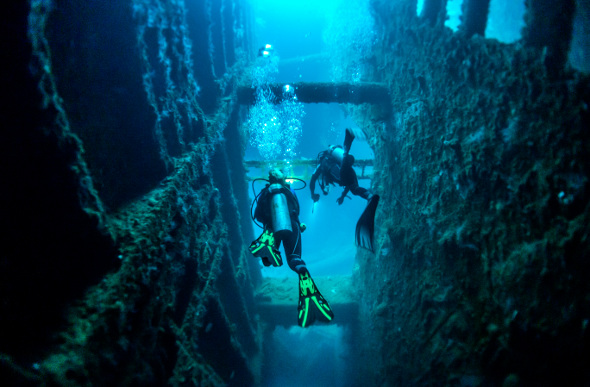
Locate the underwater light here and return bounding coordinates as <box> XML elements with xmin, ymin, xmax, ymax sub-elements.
<box><xmin>259</xmin><ymin>43</ymin><xmax>274</xmax><ymax>58</ymax></box>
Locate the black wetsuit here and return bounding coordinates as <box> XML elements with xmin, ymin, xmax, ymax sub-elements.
<box><xmin>310</xmin><ymin>148</ymin><xmax>371</xmax><ymax>202</ymax></box>
<box><xmin>254</xmin><ymin>183</ymin><xmax>307</xmax><ymax>274</ymax></box>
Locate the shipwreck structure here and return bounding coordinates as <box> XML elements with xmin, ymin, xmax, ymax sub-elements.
<box><xmin>1</xmin><ymin>0</ymin><xmax>589</xmax><ymax>386</ymax></box>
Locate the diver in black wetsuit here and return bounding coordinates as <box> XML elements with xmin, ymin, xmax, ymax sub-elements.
<box><xmin>249</xmin><ymin>169</ymin><xmax>334</xmax><ymax>328</ymax></box>
<box><xmin>310</xmin><ymin>128</ymin><xmax>373</xmax><ymax>205</ymax></box>
<box><xmin>253</xmin><ymin>169</ymin><xmax>306</xmax><ymax>273</ymax></box>
<box><xmin>309</xmin><ymin>128</ymin><xmax>380</xmax><ymax>252</ymax></box>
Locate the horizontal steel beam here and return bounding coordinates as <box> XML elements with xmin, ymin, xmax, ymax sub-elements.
<box><xmin>255</xmin><ymin>276</ymin><xmax>358</xmax><ymax>328</ymax></box>
<box><xmin>244</xmin><ymin>159</ymin><xmax>374</xmax><ymax>168</ymax></box>
<box><xmin>244</xmin><ymin>159</ymin><xmax>374</xmax><ymax>181</ymax></box>
<box><xmin>238</xmin><ymin>82</ymin><xmax>390</xmax><ymax>105</ymax></box>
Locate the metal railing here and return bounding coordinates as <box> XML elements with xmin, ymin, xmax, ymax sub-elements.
<box><xmin>244</xmin><ymin>159</ymin><xmax>374</xmax><ymax>181</ymax></box>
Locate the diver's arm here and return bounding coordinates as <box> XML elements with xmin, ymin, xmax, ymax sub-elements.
<box><xmin>337</xmin><ymin>187</ymin><xmax>350</xmax><ymax>205</ymax></box>
<box><xmin>343</xmin><ymin>128</ymin><xmax>355</xmax><ymax>154</ymax></box>
<box><xmin>310</xmin><ymin>166</ymin><xmax>321</xmax><ymax>202</ymax></box>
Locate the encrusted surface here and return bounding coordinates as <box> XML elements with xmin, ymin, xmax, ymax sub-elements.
<box><xmin>353</xmin><ymin>0</ymin><xmax>590</xmax><ymax>385</ymax></box>
<box><xmin>1</xmin><ymin>1</ymin><xmax>260</xmax><ymax>386</ymax></box>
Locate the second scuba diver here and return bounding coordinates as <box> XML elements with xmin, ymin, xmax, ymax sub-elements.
<box><xmin>310</xmin><ymin>128</ymin><xmax>372</xmax><ymax>205</ymax></box>
<box><xmin>249</xmin><ymin>168</ymin><xmax>334</xmax><ymax>328</ymax></box>
<box><xmin>310</xmin><ymin>128</ymin><xmax>380</xmax><ymax>252</ymax></box>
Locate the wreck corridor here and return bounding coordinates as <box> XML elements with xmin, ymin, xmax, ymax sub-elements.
<box><xmin>1</xmin><ymin>0</ymin><xmax>589</xmax><ymax>386</ymax></box>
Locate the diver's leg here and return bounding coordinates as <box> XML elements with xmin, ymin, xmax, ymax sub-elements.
<box><xmin>278</xmin><ymin>220</ymin><xmax>334</xmax><ymax>327</ymax></box>
<box><xmin>283</xmin><ymin>221</ymin><xmax>306</xmax><ymax>274</ymax></box>
<box><xmin>349</xmin><ymin>183</ymin><xmax>371</xmax><ymax>200</ymax></box>
<box><xmin>343</xmin><ymin>128</ymin><xmax>355</xmax><ymax>154</ymax></box>
<box><xmin>296</xmin><ymin>255</ymin><xmax>334</xmax><ymax>327</ymax></box>
<box><xmin>342</xmin><ymin>168</ymin><xmax>372</xmax><ymax>200</ymax></box>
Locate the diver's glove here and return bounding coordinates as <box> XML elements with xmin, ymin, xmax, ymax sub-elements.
<box><xmin>311</xmin><ymin>193</ymin><xmax>320</xmax><ymax>202</ymax></box>
<box><xmin>336</xmin><ymin>195</ymin><xmax>345</xmax><ymax>205</ymax></box>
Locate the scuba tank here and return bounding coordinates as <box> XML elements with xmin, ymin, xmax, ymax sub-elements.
<box><xmin>329</xmin><ymin>144</ymin><xmax>354</xmax><ymax>169</ymax></box>
<box><xmin>268</xmin><ymin>183</ymin><xmax>292</xmax><ymax>233</ymax></box>
<box><xmin>329</xmin><ymin>145</ymin><xmax>345</xmax><ymax>165</ymax></box>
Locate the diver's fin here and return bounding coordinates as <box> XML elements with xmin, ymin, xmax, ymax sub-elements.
<box><xmin>343</xmin><ymin>128</ymin><xmax>355</xmax><ymax>154</ymax></box>
<box><xmin>297</xmin><ymin>271</ymin><xmax>334</xmax><ymax>328</ymax></box>
<box><xmin>355</xmin><ymin>194</ymin><xmax>380</xmax><ymax>252</ymax></box>
<box><xmin>249</xmin><ymin>230</ymin><xmax>283</xmax><ymax>267</ymax></box>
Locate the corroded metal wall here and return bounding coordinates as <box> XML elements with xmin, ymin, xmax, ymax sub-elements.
<box><xmin>354</xmin><ymin>0</ymin><xmax>590</xmax><ymax>385</ymax></box>
<box><xmin>1</xmin><ymin>0</ymin><xmax>259</xmax><ymax>385</ymax></box>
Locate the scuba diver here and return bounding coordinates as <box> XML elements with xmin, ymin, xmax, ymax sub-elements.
<box><xmin>310</xmin><ymin>128</ymin><xmax>380</xmax><ymax>252</ymax></box>
<box><xmin>249</xmin><ymin>168</ymin><xmax>334</xmax><ymax>328</ymax></box>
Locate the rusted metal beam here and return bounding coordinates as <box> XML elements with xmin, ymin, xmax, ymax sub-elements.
<box><xmin>255</xmin><ymin>276</ymin><xmax>358</xmax><ymax>328</ymax></box>
<box><xmin>522</xmin><ymin>0</ymin><xmax>576</xmax><ymax>77</ymax></box>
<box><xmin>459</xmin><ymin>0</ymin><xmax>491</xmax><ymax>37</ymax></box>
<box><xmin>244</xmin><ymin>159</ymin><xmax>374</xmax><ymax>181</ymax></box>
<box><xmin>420</xmin><ymin>0</ymin><xmax>448</xmax><ymax>26</ymax></box>
<box><xmin>237</xmin><ymin>82</ymin><xmax>390</xmax><ymax>106</ymax></box>
<box><xmin>244</xmin><ymin>159</ymin><xmax>374</xmax><ymax>168</ymax></box>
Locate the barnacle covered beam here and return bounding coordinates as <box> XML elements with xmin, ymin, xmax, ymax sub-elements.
<box><xmin>459</xmin><ymin>0</ymin><xmax>491</xmax><ymax>37</ymax></box>
<box><xmin>237</xmin><ymin>82</ymin><xmax>391</xmax><ymax>106</ymax></box>
<box><xmin>522</xmin><ymin>0</ymin><xmax>576</xmax><ymax>76</ymax></box>
<box><xmin>1</xmin><ymin>0</ymin><xmax>262</xmax><ymax>385</ymax></box>
<box><xmin>244</xmin><ymin>159</ymin><xmax>374</xmax><ymax>180</ymax></box>
<box><xmin>420</xmin><ymin>0</ymin><xmax>448</xmax><ymax>26</ymax></box>
<box><xmin>255</xmin><ymin>276</ymin><xmax>358</xmax><ymax>329</ymax></box>
<box><xmin>353</xmin><ymin>0</ymin><xmax>590</xmax><ymax>385</ymax></box>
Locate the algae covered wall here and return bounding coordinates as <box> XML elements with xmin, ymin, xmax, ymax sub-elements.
<box><xmin>354</xmin><ymin>0</ymin><xmax>590</xmax><ymax>385</ymax></box>
<box><xmin>1</xmin><ymin>0</ymin><xmax>260</xmax><ymax>385</ymax></box>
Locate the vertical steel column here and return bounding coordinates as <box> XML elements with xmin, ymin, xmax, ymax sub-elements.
<box><xmin>420</xmin><ymin>0</ymin><xmax>448</xmax><ymax>26</ymax></box>
<box><xmin>459</xmin><ymin>0</ymin><xmax>491</xmax><ymax>37</ymax></box>
<box><xmin>522</xmin><ymin>0</ymin><xmax>576</xmax><ymax>76</ymax></box>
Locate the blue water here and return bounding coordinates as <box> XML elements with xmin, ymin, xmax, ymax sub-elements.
<box><xmin>245</xmin><ymin>2</ymin><xmax>373</xmax><ymax>385</ymax></box>
<box><xmin>246</xmin><ymin>0</ymin><xmax>527</xmax><ymax>280</ymax></box>
<box><xmin>245</xmin><ymin>1</ymin><xmax>530</xmax><ymax>386</ymax></box>
<box><xmin>246</xmin><ymin>0</ymin><xmax>374</xmax><ymax>279</ymax></box>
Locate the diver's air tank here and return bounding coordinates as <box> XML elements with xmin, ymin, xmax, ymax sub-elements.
<box><xmin>329</xmin><ymin>146</ymin><xmax>345</xmax><ymax>165</ymax></box>
<box><xmin>269</xmin><ymin>183</ymin><xmax>292</xmax><ymax>233</ymax></box>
